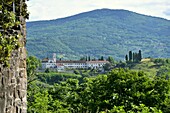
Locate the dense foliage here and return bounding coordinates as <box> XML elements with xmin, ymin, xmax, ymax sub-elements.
<box><xmin>27</xmin><ymin>56</ymin><xmax>41</xmax><ymax>83</ymax></box>
<box><xmin>0</xmin><ymin>0</ymin><xmax>29</xmax><ymax>66</ymax></box>
<box><xmin>27</xmin><ymin>9</ymin><xmax>170</xmax><ymax>60</ymax></box>
<box><xmin>27</xmin><ymin>57</ymin><xmax>170</xmax><ymax>113</ymax></box>
<box><xmin>28</xmin><ymin>69</ymin><xmax>170</xmax><ymax>113</ymax></box>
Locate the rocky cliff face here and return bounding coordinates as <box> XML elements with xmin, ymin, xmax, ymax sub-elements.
<box><xmin>0</xmin><ymin>1</ymin><xmax>27</xmax><ymax>113</ymax></box>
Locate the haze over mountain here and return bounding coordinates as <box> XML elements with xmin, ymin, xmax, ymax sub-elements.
<box><xmin>26</xmin><ymin>9</ymin><xmax>170</xmax><ymax>60</ymax></box>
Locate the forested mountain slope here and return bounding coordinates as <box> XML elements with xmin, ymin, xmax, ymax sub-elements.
<box><xmin>26</xmin><ymin>9</ymin><xmax>170</xmax><ymax>59</ymax></box>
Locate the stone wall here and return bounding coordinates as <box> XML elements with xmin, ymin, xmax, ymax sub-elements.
<box><xmin>0</xmin><ymin>1</ymin><xmax>27</xmax><ymax>113</ymax></box>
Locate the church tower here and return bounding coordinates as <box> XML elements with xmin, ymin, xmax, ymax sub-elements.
<box><xmin>53</xmin><ymin>53</ymin><xmax>57</xmax><ymax>62</ymax></box>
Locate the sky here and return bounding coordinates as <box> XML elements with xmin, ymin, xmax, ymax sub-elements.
<box><xmin>27</xmin><ymin>0</ymin><xmax>170</xmax><ymax>22</ymax></box>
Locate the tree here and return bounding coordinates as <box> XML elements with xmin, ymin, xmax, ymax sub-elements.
<box><xmin>45</xmin><ymin>68</ymin><xmax>50</xmax><ymax>73</ymax></box>
<box><xmin>105</xmin><ymin>68</ymin><xmax>169</xmax><ymax>112</ymax></box>
<box><xmin>134</xmin><ymin>52</ymin><xmax>138</xmax><ymax>62</ymax></box>
<box><xmin>80</xmin><ymin>57</ymin><xmax>86</xmax><ymax>61</ymax></box>
<box><xmin>28</xmin><ymin>68</ymin><xmax>170</xmax><ymax>113</ymax></box>
<box><xmin>92</xmin><ymin>58</ymin><xmax>96</xmax><ymax>61</ymax></box>
<box><xmin>125</xmin><ymin>55</ymin><xmax>128</xmax><ymax>62</ymax></box>
<box><xmin>138</xmin><ymin>50</ymin><xmax>142</xmax><ymax>61</ymax></box>
<box><xmin>88</xmin><ymin>56</ymin><xmax>91</xmax><ymax>61</ymax></box>
<box><xmin>74</xmin><ymin>70</ymin><xmax>79</xmax><ymax>74</ymax></box>
<box><xmin>30</xmin><ymin>90</ymin><xmax>50</xmax><ymax>113</ymax></box>
<box><xmin>103</xmin><ymin>63</ymin><xmax>112</xmax><ymax>71</ymax></box>
<box><xmin>27</xmin><ymin>56</ymin><xmax>41</xmax><ymax>83</ymax></box>
<box><xmin>107</xmin><ymin>56</ymin><xmax>115</xmax><ymax>64</ymax></box>
<box><xmin>133</xmin><ymin>52</ymin><xmax>135</xmax><ymax>62</ymax></box>
<box><xmin>126</xmin><ymin>50</ymin><xmax>142</xmax><ymax>63</ymax></box>
<box><xmin>78</xmin><ymin>68</ymin><xmax>169</xmax><ymax>112</ymax></box>
<box><xmin>129</xmin><ymin>51</ymin><xmax>132</xmax><ymax>62</ymax></box>
<box><xmin>100</xmin><ymin>56</ymin><xmax>104</xmax><ymax>61</ymax></box>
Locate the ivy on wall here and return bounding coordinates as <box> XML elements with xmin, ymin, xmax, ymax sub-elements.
<box><xmin>0</xmin><ymin>0</ymin><xmax>29</xmax><ymax>66</ymax></box>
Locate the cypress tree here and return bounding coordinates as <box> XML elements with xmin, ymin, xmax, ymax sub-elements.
<box><xmin>133</xmin><ymin>52</ymin><xmax>135</xmax><ymax>62</ymax></box>
<box><xmin>125</xmin><ymin>55</ymin><xmax>128</xmax><ymax>62</ymax></box>
<box><xmin>129</xmin><ymin>51</ymin><xmax>132</xmax><ymax>62</ymax></box>
<box><xmin>100</xmin><ymin>56</ymin><xmax>104</xmax><ymax>61</ymax></box>
<box><xmin>88</xmin><ymin>56</ymin><xmax>91</xmax><ymax>61</ymax></box>
<box><xmin>134</xmin><ymin>53</ymin><xmax>138</xmax><ymax>62</ymax></box>
<box><xmin>138</xmin><ymin>50</ymin><xmax>142</xmax><ymax>61</ymax></box>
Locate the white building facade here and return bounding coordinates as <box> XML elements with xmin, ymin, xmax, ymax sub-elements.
<box><xmin>56</xmin><ymin>61</ymin><xmax>87</xmax><ymax>69</ymax></box>
<box><xmin>42</xmin><ymin>53</ymin><xmax>57</xmax><ymax>69</ymax></box>
<box><xmin>42</xmin><ymin>58</ymin><xmax>56</xmax><ymax>69</ymax></box>
<box><xmin>56</xmin><ymin>60</ymin><xmax>109</xmax><ymax>69</ymax></box>
<box><xmin>86</xmin><ymin>61</ymin><xmax>108</xmax><ymax>68</ymax></box>
<box><xmin>41</xmin><ymin>54</ymin><xmax>109</xmax><ymax>69</ymax></box>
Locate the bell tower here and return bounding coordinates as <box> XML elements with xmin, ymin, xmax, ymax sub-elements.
<box><xmin>53</xmin><ymin>53</ymin><xmax>56</xmax><ymax>62</ymax></box>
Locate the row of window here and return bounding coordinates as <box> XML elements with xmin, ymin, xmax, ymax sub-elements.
<box><xmin>46</xmin><ymin>63</ymin><xmax>55</xmax><ymax>66</ymax></box>
<box><xmin>43</xmin><ymin>63</ymin><xmax>105</xmax><ymax>65</ymax></box>
<box><xmin>43</xmin><ymin>63</ymin><xmax>105</xmax><ymax>68</ymax></box>
<box><xmin>67</xmin><ymin>66</ymin><xmax>87</xmax><ymax>68</ymax></box>
<box><xmin>64</xmin><ymin>63</ymin><xmax>86</xmax><ymax>65</ymax></box>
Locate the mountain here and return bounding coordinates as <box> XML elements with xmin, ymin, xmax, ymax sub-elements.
<box><xmin>26</xmin><ymin>9</ymin><xmax>170</xmax><ymax>60</ymax></box>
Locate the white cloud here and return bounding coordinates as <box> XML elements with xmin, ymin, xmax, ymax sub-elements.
<box><xmin>164</xmin><ymin>9</ymin><xmax>170</xmax><ymax>16</ymax></box>
<box><xmin>27</xmin><ymin>0</ymin><xmax>170</xmax><ymax>21</ymax></box>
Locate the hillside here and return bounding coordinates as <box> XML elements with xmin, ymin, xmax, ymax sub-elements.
<box><xmin>26</xmin><ymin>9</ymin><xmax>170</xmax><ymax>60</ymax></box>
<box><xmin>128</xmin><ymin>58</ymin><xmax>170</xmax><ymax>76</ymax></box>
